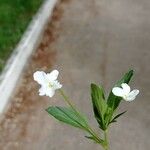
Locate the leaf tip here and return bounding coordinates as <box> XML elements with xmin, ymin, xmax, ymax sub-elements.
<box><xmin>91</xmin><ymin>83</ymin><xmax>96</xmax><ymax>88</ymax></box>
<box><xmin>128</xmin><ymin>69</ymin><xmax>134</xmax><ymax>75</ymax></box>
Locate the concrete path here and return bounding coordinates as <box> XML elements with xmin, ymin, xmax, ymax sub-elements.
<box><xmin>0</xmin><ymin>0</ymin><xmax>150</xmax><ymax>150</ymax></box>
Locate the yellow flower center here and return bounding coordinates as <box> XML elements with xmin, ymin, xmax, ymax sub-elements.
<box><xmin>48</xmin><ymin>82</ymin><xmax>53</xmax><ymax>88</ymax></box>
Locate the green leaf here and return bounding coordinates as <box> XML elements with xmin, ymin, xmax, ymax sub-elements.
<box><xmin>109</xmin><ymin>111</ymin><xmax>127</xmax><ymax>124</ymax></box>
<box><xmin>85</xmin><ymin>135</ymin><xmax>105</xmax><ymax>145</ymax></box>
<box><xmin>91</xmin><ymin>83</ymin><xmax>108</xmax><ymax>130</ymax></box>
<box><xmin>110</xmin><ymin>120</ymin><xmax>117</xmax><ymax>123</ymax></box>
<box><xmin>85</xmin><ymin>135</ymin><xmax>99</xmax><ymax>143</ymax></box>
<box><xmin>46</xmin><ymin>106</ymin><xmax>88</xmax><ymax>129</ymax></box>
<box><xmin>104</xmin><ymin>106</ymin><xmax>114</xmax><ymax>126</ymax></box>
<box><xmin>107</xmin><ymin>70</ymin><xmax>134</xmax><ymax>110</ymax></box>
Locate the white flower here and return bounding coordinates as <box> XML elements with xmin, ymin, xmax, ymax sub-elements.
<box><xmin>112</xmin><ymin>83</ymin><xmax>139</xmax><ymax>101</ymax></box>
<box><xmin>33</xmin><ymin>70</ymin><xmax>62</xmax><ymax>97</ymax></box>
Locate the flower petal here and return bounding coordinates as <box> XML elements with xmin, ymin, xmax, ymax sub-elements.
<box><xmin>112</xmin><ymin>87</ymin><xmax>124</xmax><ymax>97</ymax></box>
<box><xmin>45</xmin><ymin>88</ymin><xmax>55</xmax><ymax>97</ymax></box>
<box><xmin>53</xmin><ymin>80</ymin><xmax>62</xmax><ymax>90</ymax></box>
<box><xmin>39</xmin><ymin>86</ymin><xmax>46</xmax><ymax>96</ymax></box>
<box><xmin>125</xmin><ymin>89</ymin><xmax>139</xmax><ymax>101</ymax></box>
<box><xmin>47</xmin><ymin>70</ymin><xmax>59</xmax><ymax>81</ymax></box>
<box><xmin>121</xmin><ymin>83</ymin><xmax>130</xmax><ymax>94</ymax></box>
<box><xmin>33</xmin><ymin>71</ymin><xmax>47</xmax><ymax>85</ymax></box>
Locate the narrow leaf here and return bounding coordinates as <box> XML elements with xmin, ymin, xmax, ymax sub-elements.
<box><xmin>109</xmin><ymin>111</ymin><xmax>127</xmax><ymax>124</ymax></box>
<box><xmin>46</xmin><ymin>106</ymin><xmax>88</xmax><ymax>129</ymax></box>
<box><xmin>85</xmin><ymin>136</ymin><xmax>98</xmax><ymax>143</ymax></box>
<box><xmin>110</xmin><ymin>120</ymin><xmax>117</xmax><ymax>123</ymax></box>
<box><xmin>85</xmin><ymin>136</ymin><xmax>104</xmax><ymax>144</ymax></box>
<box><xmin>91</xmin><ymin>84</ymin><xmax>107</xmax><ymax>130</ymax></box>
<box><xmin>113</xmin><ymin>111</ymin><xmax>127</xmax><ymax>120</ymax></box>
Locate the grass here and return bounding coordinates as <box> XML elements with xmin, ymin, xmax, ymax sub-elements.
<box><xmin>0</xmin><ymin>0</ymin><xmax>43</xmax><ymax>72</ymax></box>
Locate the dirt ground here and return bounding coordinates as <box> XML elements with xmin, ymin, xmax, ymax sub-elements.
<box><xmin>0</xmin><ymin>0</ymin><xmax>150</xmax><ymax>150</ymax></box>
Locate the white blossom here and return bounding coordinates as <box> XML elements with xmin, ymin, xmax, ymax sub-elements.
<box><xmin>112</xmin><ymin>83</ymin><xmax>139</xmax><ymax>101</ymax></box>
<box><xmin>33</xmin><ymin>70</ymin><xmax>62</xmax><ymax>97</ymax></box>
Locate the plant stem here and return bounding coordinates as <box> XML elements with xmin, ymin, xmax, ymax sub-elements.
<box><xmin>86</xmin><ymin>126</ymin><xmax>104</xmax><ymax>144</ymax></box>
<box><xmin>59</xmin><ymin>89</ymin><xmax>77</xmax><ymax>112</ymax></box>
<box><xmin>103</xmin><ymin>130</ymin><xmax>109</xmax><ymax>150</ymax></box>
<box><xmin>59</xmin><ymin>89</ymin><xmax>103</xmax><ymax>144</ymax></box>
<box><xmin>59</xmin><ymin>89</ymin><xmax>110</xmax><ymax>150</ymax></box>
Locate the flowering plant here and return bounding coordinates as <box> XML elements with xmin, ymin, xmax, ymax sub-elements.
<box><xmin>33</xmin><ymin>69</ymin><xmax>139</xmax><ymax>150</ymax></box>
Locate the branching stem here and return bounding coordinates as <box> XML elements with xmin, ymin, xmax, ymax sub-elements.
<box><xmin>59</xmin><ymin>89</ymin><xmax>103</xmax><ymax>144</ymax></box>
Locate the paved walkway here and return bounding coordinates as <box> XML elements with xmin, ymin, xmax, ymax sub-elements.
<box><xmin>0</xmin><ymin>0</ymin><xmax>150</xmax><ymax>150</ymax></box>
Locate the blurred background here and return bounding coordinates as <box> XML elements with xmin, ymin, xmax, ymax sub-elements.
<box><xmin>0</xmin><ymin>0</ymin><xmax>150</xmax><ymax>150</ymax></box>
<box><xmin>0</xmin><ymin>0</ymin><xmax>43</xmax><ymax>72</ymax></box>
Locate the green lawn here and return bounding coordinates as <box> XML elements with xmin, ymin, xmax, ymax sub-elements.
<box><xmin>0</xmin><ymin>0</ymin><xmax>43</xmax><ymax>72</ymax></box>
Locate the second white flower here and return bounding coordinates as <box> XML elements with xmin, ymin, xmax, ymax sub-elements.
<box><xmin>112</xmin><ymin>83</ymin><xmax>139</xmax><ymax>101</ymax></box>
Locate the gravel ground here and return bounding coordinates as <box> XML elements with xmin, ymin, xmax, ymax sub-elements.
<box><xmin>0</xmin><ymin>0</ymin><xmax>150</xmax><ymax>150</ymax></box>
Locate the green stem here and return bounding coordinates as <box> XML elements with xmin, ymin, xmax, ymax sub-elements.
<box><xmin>59</xmin><ymin>89</ymin><xmax>103</xmax><ymax>144</ymax></box>
<box><xmin>85</xmin><ymin>126</ymin><xmax>104</xmax><ymax>144</ymax></box>
<box><xmin>59</xmin><ymin>89</ymin><xmax>77</xmax><ymax>112</ymax></box>
<box><xmin>103</xmin><ymin>130</ymin><xmax>109</xmax><ymax>150</ymax></box>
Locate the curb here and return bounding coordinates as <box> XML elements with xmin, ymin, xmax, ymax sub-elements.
<box><xmin>0</xmin><ymin>0</ymin><xmax>58</xmax><ymax>114</ymax></box>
